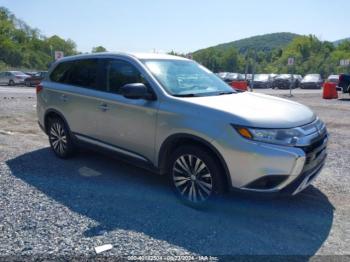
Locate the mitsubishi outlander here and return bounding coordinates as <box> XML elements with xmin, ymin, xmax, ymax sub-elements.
<box><xmin>36</xmin><ymin>53</ymin><xmax>328</xmax><ymax>206</ymax></box>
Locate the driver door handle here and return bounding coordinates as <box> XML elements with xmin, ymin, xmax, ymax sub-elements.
<box><xmin>60</xmin><ymin>94</ymin><xmax>68</xmax><ymax>102</ymax></box>
<box><xmin>98</xmin><ymin>103</ymin><xmax>109</xmax><ymax>112</ymax></box>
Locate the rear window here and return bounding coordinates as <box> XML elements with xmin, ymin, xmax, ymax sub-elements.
<box><xmin>50</xmin><ymin>59</ymin><xmax>99</xmax><ymax>90</ymax></box>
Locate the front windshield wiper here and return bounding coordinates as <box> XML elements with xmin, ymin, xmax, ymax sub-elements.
<box><xmin>217</xmin><ymin>91</ymin><xmax>235</xmax><ymax>95</ymax></box>
<box><xmin>173</xmin><ymin>93</ymin><xmax>197</xmax><ymax>97</ymax></box>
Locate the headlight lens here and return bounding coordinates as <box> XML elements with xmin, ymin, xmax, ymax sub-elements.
<box><xmin>235</xmin><ymin>126</ymin><xmax>302</xmax><ymax>146</ymax></box>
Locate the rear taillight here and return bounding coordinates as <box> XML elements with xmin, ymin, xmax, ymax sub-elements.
<box><xmin>339</xmin><ymin>74</ymin><xmax>344</xmax><ymax>82</ymax></box>
<box><xmin>36</xmin><ymin>84</ymin><xmax>43</xmax><ymax>94</ymax></box>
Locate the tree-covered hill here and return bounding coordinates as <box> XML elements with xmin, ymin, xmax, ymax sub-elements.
<box><xmin>192</xmin><ymin>34</ymin><xmax>350</xmax><ymax>76</ymax></box>
<box><xmin>0</xmin><ymin>7</ymin><xmax>78</xmax><ymax>70</ymax></box>
<box><xmin>194</xmin><ymin>32</ymin><xmax>300</xmax><ymax>54</ymax></box>
<box><xmin>333</xmin><ymin>37</ymin><xmax>350</xmax><ymax>46</ymax></box>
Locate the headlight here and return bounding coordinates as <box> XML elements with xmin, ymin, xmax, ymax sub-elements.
<box><xmin>234</xmin><ymin>126</ymin><xmax>302</xmax><ymax>146</ymax></box>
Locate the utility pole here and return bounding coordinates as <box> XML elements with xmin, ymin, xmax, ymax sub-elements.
<box><xmin>50</xmin><ymin>45</ymin><xmax>53</xmax><ymax>61</ymax></box>
<box><xmin>287</xmin><ymin>57</ymin><xmax>295</xmax><ymax>97</ymax></box>
<box><xmin>250</xmin><ymin>49</ymin><xmax>257</xmax><ymax>92</ymax></box>
<box><xmin>244</xmin><ymin>54</ymin><xmax>249</xmax><ymax>81</ymax></box>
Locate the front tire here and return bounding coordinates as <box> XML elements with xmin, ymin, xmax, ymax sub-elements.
<box><xmin>48</xmin><ymin>118</ymin><xmax>75</xmax><ymax>158</ymax></box>
<box><xmin>168</xmin><ymin>145</ymin><xmax>226</xmax><ymax>207</ymax></box>
<box><xmin>8</xmin><ymin>80</ymin><xmax>15</xmax><ymax>86</ymax></box>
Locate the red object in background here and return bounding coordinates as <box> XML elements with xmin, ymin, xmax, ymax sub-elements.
<box><xmin>36</xmin><ymin>84</ymin><xmax>43</xmax><ymax>94</ymax></box>
<box><xmin>230</xmin><ymin>80</ymin><xmax>248</xmax><ymax>91</ymax></box>
<box><xmin>323</xmin><ymin>82</ymin><xmax>338</xmax><ymax>99</ymax></box>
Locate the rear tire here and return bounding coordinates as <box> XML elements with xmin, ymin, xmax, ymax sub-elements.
<box><xmin>167</xmin><ymin>145</ymin><xmax>226</xmax><ymax>207</ymax></box>
<box><xmin>48</xmin><ymin>117</ymin><xmax>75</xmax><ymax>158</ymax></box>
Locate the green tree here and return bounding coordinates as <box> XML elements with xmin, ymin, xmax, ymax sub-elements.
<box><xmin>0</xmin><ymin>6</ymin><xmax>78</xmax><ymax>70</ymax></box>
<box><xmin>92</xmin><ymin>46</ymin><xmax>107</xmax><ymax>53</ymax></box>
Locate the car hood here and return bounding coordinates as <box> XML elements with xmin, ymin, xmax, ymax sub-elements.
<box><xmin>183</xmin><ymin>92</ymin><xmax>316</xmax><ymax>128</ymax></box>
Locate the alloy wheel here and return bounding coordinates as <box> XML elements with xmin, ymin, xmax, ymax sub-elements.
<box><xmin>172</xmin><ymin>154</ymin><xmax>213</xmax><ymax>203</ymax></box>
<box><xmin>49</xmin><ymin>122</ymin><xmax>67</xmax><ymax>155</ymax></box>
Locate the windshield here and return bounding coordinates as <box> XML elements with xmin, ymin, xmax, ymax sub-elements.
<box><xmin>303</xmin><ymin>74</ymin><xmax>320</xmax><ymax>81</ymax></box>
<box><xmin>254</xmin><ymin>74</ymin><xmax>269</xmax><ymax>81</ymax></box>
<box><xmin>143</xmin><ymin>59</ymin><xmax>235</xmax><ymax>96</ymax></box>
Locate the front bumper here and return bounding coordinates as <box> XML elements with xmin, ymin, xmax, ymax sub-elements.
<box><xmin>282</xmin><ymin>154</ymin><xmax>326</xmax><ymax>195</ymax></box>
<box><xmin>213</xmin><ymin>121</ymin><xmax>328</xmax><ymax>195</ymax></box>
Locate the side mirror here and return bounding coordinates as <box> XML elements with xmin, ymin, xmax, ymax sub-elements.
<box><xmin>120</xmin><ymin>83</ymin><xmax>155</xmax><ymax>100</ymax></box>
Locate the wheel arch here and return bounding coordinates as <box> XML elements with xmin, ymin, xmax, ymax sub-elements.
<box><xmin>158</xmin><ymin>133</ymin><xmax>232</xmax><ymax>189</ymax></box>
<box><xmin>44</xmin><ymin>109</ymin><xmax>70</xmax><ymax>135</ymax></box>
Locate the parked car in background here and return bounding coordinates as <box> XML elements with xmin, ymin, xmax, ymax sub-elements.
<box><xmin>245</xmin><ymin>74</ymin><xmax>253</xmax><ymax>86</ymax></box>
<box><xmin>223</xmin><ymin>73</ymin><xmax>248</xmax><ymax>91</ymax></box>
<box><xmin>251</xmin><ymin>74</ymin><xmax>272</xmax><ymax>88</ymax></box>
<box><xmin>217</xmin><ymin>72</ymin><xmax>247</xmax><ymax>90</ymax></box>
<box><xmin>300</xmin><ymin>74</ymin><xmax>323</xmax><ymax>89</ymax></box>
<box><xmin>0</xmin><ymin>71</ymin><xmax>29</xmax><ymax>86</ymax></box>
<box><xmin>37</xmin><ymin>52</ymin><xmax>328</xmax><ymax>206</ymax></box>
<box><xmin>326</xmin><ymin>75</ymin><xmax>339</xmax><ymax>85</ymax></box>
<box><xmin>272</xmin><ymin>74</ymin><xmax>298</xmax><ymax>89</ymax></box>
<box><xmin>294</xmin><ymin>75</ymin><xmax>303</xmax><ymax>88</ymax></box>
<box><xmin>25</xmin><ymin>71</ymin><xmax>48</xmax><ymax>86</ymax></box>
<box><xmin>269</xmin><ymin>73</ymin><xmax>278</xmax><ymax>79</ymax></box>
<box><xmin>216</xmin><ymin>72</ymin><xmax>230</xmax><ymax>80</ymax></box>
<box><xmin>216</xmin><ymin>72</ymin><xmax>239</xmax><ymax>83</ymax></box>
<box><xmin>338</xmin><ymin>74</ymin><xmax>350</xmax><ymax>94</ymax></box>
<box><xmin>25</xmin><ymin>72</ymin><xmax>37</xmax><ymax>76</ymax></box>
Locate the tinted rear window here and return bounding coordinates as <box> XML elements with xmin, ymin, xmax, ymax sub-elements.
<box><xmin>50</xmin><ymin>59</ymin><xmax>100</xmax><ymax>89</ymax></box>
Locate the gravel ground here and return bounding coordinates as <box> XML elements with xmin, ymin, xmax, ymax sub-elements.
<box><xmin>0</xmin><ymin>87</ymin><xmax>349</xmax><ymax>259</ymax></box>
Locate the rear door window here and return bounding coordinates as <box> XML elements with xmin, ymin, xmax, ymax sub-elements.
<box><xmin>66</xmin><ymin>59</ymin><xmax>99</xmax><ymax>89</ymax></box>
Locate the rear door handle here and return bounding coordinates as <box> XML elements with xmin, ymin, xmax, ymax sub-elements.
<box><xmin>60</xmin><ymin>94</ymin><xmax>68</xmax><ymax>102</ymax></box>
<box><xmin>98</xmin><ymin>103</ymin><xmax>109</xmax><ymax>112</ymax></box>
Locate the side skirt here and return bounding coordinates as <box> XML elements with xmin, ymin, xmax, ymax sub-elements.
<box><xmin>72</xmin><ymin>133</ymin><xmax>161</xmax><ymax>175</ymax></box>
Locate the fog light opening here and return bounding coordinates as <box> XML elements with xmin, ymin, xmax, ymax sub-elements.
<box><xmin>245</xmin><ymin>175</ymin><xmax>289</xmax><ymax>190</ymax></box>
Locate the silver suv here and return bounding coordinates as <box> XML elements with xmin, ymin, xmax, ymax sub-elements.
<box><xmin>37</xmin><ymin>53</ymin><xmax>328</xmax><ymax>206</ymax></box>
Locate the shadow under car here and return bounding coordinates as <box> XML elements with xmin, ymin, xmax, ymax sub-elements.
<box><xmin>6</xmin><ymin>147</ymin><xmax>334</xmax><ymax>256</ymax></box>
